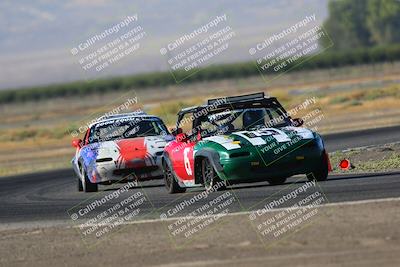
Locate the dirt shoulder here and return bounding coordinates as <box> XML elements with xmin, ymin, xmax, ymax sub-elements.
<box><xmin>329</xmin><ymin>142</ymin><xmax>400</xmax><ymax>173</ymax></box>
<box><xmin>1</xmin><ymin>198</ymin><xmax>400</xmax><ymax>267</ymax></box>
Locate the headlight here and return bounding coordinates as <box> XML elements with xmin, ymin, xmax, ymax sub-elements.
<box><xmin>218</xmin><ymin>151</ymin><xmax>230</xmax><ymax>160</ymax></box>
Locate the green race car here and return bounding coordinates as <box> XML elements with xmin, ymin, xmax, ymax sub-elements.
<box><xmin>162</xmin><ymin>92</ymin><xmax>331</xmax><ymax>193</ymax></box>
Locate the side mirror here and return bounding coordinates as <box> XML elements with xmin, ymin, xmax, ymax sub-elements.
<box><xmin>171</xmin><ymin>127</ymin><xmax>183</xmax><ymax>136</ymax></box>
<box><xmin>292</xmin><ymin>118</ymin><xmax>304</xmax><ymax>127</ymax></box>
<box><xmin>72</xmin><ymin>138</ymin><xmax>82</xmax><ymax>148</ymax></box>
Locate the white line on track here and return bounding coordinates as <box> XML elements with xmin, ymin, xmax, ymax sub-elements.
<box><xmin>1</xmin><ymin>196</ymin><xmax>399</xmax><ymax>231</ymax></box>
<box><xmin>75</xmin><ymin>196</ymin><xmax>400</xmax><ymax>228</ymax></box>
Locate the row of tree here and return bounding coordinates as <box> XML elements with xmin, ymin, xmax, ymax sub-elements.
<box><xmin>321</xmin><ymin>0</ymin><xmax>400</xmax><ymax>50</ymax></box>
<box><xmin>1</xmin><ymin>44</ymin><xmax>399</xmax><ymax>103</ymax></box>
<box><xmin>1</xmin><ymin>1</ymin><xmax>399</xmax><ymax>104</ymax></box>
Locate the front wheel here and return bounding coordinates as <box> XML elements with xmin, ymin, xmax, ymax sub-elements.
<box><xmin>201</xmin><ymin>158</ymin><xmax>226</xmax><ymax>192</ymax></box>
<box><xmin>307</xmin><ymin>153</ymin><xmax>329</xmax><ymax>182</ymax></box>
<box><xmin>163</xmin><ymin>158</ymin><xmax>186</xmax><ymax>194</ymax></box>
<box><xmin>81</xmin><ymin>166</ymin><xmax>98</xmax><ymax>192</ymax></box>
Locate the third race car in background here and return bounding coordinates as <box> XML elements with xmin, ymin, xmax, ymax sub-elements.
<box><xmin>162</xmin><ymin>92</ymin><xmax>332</xmax><ymax>193</ymax></box>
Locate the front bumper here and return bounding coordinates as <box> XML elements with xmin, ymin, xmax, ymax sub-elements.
<box><xmin>91</xmin><ymin>162</ymin><xmax>163</xmax><ymax>183</ymax></box>
<box><xmin>217</xmin><ymin>143</ymin><xmax>324</xmax><ymax>182</ymax></box>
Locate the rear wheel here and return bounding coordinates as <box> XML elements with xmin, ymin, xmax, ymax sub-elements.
<box><xmin>163</xmin><ymin>158</ymin><xmax>186</xmax><ymax>194</ymax></box>
<box><xmin>307</xmin><ymin>153</ymin><xmax>329</xmax><ymax>182</ymax></box>
<box><xmin>81</xmin><ymin>166</ymin><xmax>98</xmax><ymax>192</ymax></box>
<box><xmin>201</xmin><ymin>158</ymin><xmax>226</xmax><ymax>192</ymax></box>
<box><xmin>267</xmin><ymin>177</ymin><xmax>287</xmax><ymax>186</ymax></box>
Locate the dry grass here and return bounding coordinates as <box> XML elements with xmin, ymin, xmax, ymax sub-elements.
<box><xmin>329</xmin><ymin>143</ymin><xmax>400</xmax><ymax>173</ymax></box>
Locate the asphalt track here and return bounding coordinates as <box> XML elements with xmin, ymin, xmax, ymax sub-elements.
<box><xmin>0</xmin><ymin>125</ymin><xmax>399</xmax><ymax>225</ymax></box>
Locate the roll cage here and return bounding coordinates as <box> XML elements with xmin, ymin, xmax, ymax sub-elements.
<box><xmin>175</xmin><ymin>92</ymin><xmax>290</xmax><ymax>132</ymax></box>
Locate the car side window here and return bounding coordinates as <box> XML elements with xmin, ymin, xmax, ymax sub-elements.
<box><xmin>86</xmin><ymin>127</ymin><xmax>95</xmax><ymax>144</ymax></box>
<box><xmin>265</xmin><ymin>107</ymin><xmax>289</xmax><ymax>126</ymax></box>
<box><xmin>82</xmin><ymin>128</ymin><xmax>90</xmax><ymax>145</ymax></box>
<box><xmin>178</xmin><ymin>113</ymin><xmax>194</xmax><ymax>135</ymax></box>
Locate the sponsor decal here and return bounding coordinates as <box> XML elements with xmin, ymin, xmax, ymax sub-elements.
<box><xmin>203</xmin><ymin>136</ymin><xmax>241</xmax><ymax>150</ymax></box>
<box><xmin>283</xmin><ymin>126</ymin><xmax>314</xmax><ymax>139</ymax></box>
<box><xmin>234</xmin><ymin>128</ymin><xmax>291</xmax><ymax>145</ymax></box>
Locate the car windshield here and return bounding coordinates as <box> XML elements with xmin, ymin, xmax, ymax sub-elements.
<box><xmin>90</xmin><ymin>118</ymin><xmax>168</xmax><ymax>143</ymax></box>
<box><xmin>196</xmin><ymin>107</ymin><xmax>290</xmax><ymax>137</ymax></box>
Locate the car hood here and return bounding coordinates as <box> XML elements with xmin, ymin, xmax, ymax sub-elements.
<box><xmin>87</xmin><ymin>136</ymin><xmax>167</xmax><ymax>167</ymax></box>
<box><xmin>203</xmin><ymin>126</ymin><xmax>317</xmax><ymax>151</ymax></box>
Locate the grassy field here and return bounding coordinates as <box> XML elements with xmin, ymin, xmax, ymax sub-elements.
<box><xmin>0</xmin><ymin>62</ymin><xmax>399</xmax><ymax>176</ymax></box>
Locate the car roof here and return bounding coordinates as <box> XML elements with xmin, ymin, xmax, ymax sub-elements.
<box><xmin>88</xmin><ymin>112</ymin><xmax>162</xmax><ymax>128</ymax></box>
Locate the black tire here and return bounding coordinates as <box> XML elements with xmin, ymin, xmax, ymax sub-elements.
<box><xmin>201</xmin><ymin>158</ymin><xmax>226</xmax><ymax>192</ymax></box>
<box><xmin>307</xmin><ymin>153</ymin><xmax>329</xmax><ymax>182</ymax></box>
<box><xmin>78</xmin><ymin>178</ymin><xmax>83</xmax><ymax>191</ymax></box>
<box><xmin>267</xmin><ymin>176</ymin><xmax>287</xmax><ymax>186</ymax></box>
<box><xmin>163</xmin><ymin>158</ymin><xmax>186</xmax><ymax>194</ymax></box>
<box><xmin>81</xmin><ymin>166</ymin><xmax>98</xmax><ymax>192</ymax></box>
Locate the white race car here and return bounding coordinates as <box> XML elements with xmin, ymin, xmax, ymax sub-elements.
<box><xmin>71</xmin><ymin>112</ymin><xmax>172</xmax><ymax>192</ymax></box>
